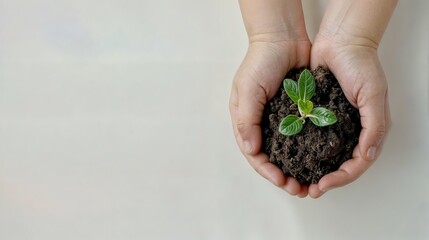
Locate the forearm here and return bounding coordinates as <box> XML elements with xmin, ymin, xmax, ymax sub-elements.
<box><xmin>239</xmin><ymin>0</ymin><xmax>309</xmax><ymax>43</ymax></box>
<box><xmin>319</xmin><ymin>0</ymin><xmax>398</xmax><ymax>48</ymax></box>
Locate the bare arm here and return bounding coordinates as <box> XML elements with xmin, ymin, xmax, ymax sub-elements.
<box><xmin>239</xmin><ymin>0</ymin><xmax>309</xmax><ymax>43</ymax></box>
<box><xmin>319</xmin><ymin>0</ymin><xmax>398</xmax><ymax>48</ymax></box>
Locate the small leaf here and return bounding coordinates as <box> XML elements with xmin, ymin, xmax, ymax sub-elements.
<box><xmin>298</xmin><ymin>69</ymin><xmax>315</xmax><ymax>101</ymax></box>
<box><xmin>308</xmin><ymin>107</ymin><xmax>337</xmax><ymax>126</ymax></box>
<box><xmin>279</xmin><ymin>115</ymin><xmax>304</xmax><ymax>136</ymax></box>
<box><xmin>298</xmin><ymin>100</ymin><xmax>313</xmax><ymax>115</ymax></box>
<box><xmin>283</xmin><ymin>79</ymin><xmax>300</xmax><ymax>104</ymax></box>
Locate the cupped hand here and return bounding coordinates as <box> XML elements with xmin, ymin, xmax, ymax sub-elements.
<box><xmin>308</xmin><ymin>35</ymin><xmax>392</xmax><ymax>198</ymax></box>
<box><xmin>229</xmin><ymin>39</ymin><xmax>311</xmax><ymax>197</ymax></box>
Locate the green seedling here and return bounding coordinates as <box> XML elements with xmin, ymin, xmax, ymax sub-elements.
<box><xmin>279</xmin><ymin>69</ymin><xmax>337</xmax><ymax>136</ymax></box>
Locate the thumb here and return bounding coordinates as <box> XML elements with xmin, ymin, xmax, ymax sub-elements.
<box><xmin>235</xmin><ymin>81</ymin><xmax>266</xmax><ymax>155</ymax></box>
<box><xmin>357</xmin><ymin>88</ymin><xmax>388</xmax><ymax>161</ymax></box>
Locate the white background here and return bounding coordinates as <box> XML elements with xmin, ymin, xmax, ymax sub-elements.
<box><xmin>1</xmin><ymin>0</ymin><xmax>428</xmax><ymax>239</ymax></box>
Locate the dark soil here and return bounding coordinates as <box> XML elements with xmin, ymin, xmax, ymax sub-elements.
<box><xmin>261</xmin><ymin>67</ymin><xmax>361</xmax><ymax>184</ymax></box>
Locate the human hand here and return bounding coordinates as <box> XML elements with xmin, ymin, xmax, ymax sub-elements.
<box><xmin>308</xmin><ymin>34</ymin><xmax>392</xmax><ymax>198</ymax></box>
<box><xmin>229</xmin><ymin>39</ymin><xmax>312</xmax><ymax>197</ymax></box>
<box><xmin>232</xmin><ymin>0</ymin><xmax>395</xmax><ymax>198</ymax></box>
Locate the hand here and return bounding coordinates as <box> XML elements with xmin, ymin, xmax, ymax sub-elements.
<box><xmin>308</xmin><ymin>34</ymin><xmax>392</xmax><ymax>198</ymax></box>
<box><xmin>229</xmin><ymin>39</ymin><xmax>311</xmax><ymax>197</ymax></box>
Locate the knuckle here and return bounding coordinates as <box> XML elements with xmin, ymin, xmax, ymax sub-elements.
<box><xmin>358</xmin><ymin>92</ymin><xmax>381</xmax><ymax>107</ymax></box>
<box><xmin>358</xmin><ymin>86</ymin><xmax>387</xmax><ymax>106</ymax></box>
<box><xmin>373</xmin><ymin>124</ymin><xmax>387</xmax><ymax>135</ymax></box>
<box><xmin>371</xmin><ymin>124</ymin><xmax>387</xmax><ymax>141</ymax></box>
<box><xmin>236</xmin><ymin>120</ymin><xmax>248</xmax><ymax>135</ymax></box>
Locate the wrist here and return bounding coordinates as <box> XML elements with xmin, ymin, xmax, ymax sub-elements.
<box><xmin>240</xmin><ymin>0</ymin><xmax>310</xmax><ymax>44</ymax></box>
<box><xmin>317</xmin><ymin>21</ymin><xmax>380</xmax><ymax>49</ymax></box>
<box><xmin>318</xmin><ymin>0</ymin><xmax>397</xmax><ymax>49</ymax></box>
<box><xmin>248</xmin><ymin>28</ymin><xmax>310</xmax><ymax>45</ymax></box>
<box><xmin>312</xmin><ymin>33</ymin><xmax>378</xmax><ymax>69</ymax></box>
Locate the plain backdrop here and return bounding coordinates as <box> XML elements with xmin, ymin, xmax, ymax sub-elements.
<box><xmin>1</xmin><ymin>0</ymin><xmax>428</xmax><ymax>239</ymax></box>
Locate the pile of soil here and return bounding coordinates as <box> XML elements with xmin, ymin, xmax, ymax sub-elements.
<box><xmin>261</xmin><ymin>67</ymin><xmax>361</xmax><ymax>184</ymax></box>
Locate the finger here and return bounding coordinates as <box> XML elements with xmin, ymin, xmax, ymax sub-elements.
<box><xmin>318</xmin><ymin>147</ymin><xmax>369</xmax><ymax>192</ymax></box>
<box><xmin>230</xmin><ymin>84</ymin><xmax>286</xmax><ymax>187</ymax></box>
<box><xmin>281</xmin><ymin>177</ymin><xmax>301</xmax><ymax>196</ymax></box>
<box><xmin>385</xmin><ymin>91</ymin><xmax>392</xmax><ymax>136</ymax></box>
<box><xmin>229</xmin><ymin>84</ymin><xmax>240</xmax><ymax>139</ymax></box>
<box><xmin>235</xmin><ymin>79</ymin><xmax>267</xmax><ymax>155</ymax></box>
<box><xmin>357</xmin><ymin>87</ymin><xmax>388</xmax><ymax>162</ymax></box>
<box><xmin>247</xmin><ymin>153</ymin><xmax>287</xmax><ymax>187</ymax></box>
<box><xmin>308</xmin><ymin>183</ymin><xmax>324</xmax><ymax>199</ymax></box>
<box><xmin>297</xmin><ymin>185</ymin><xmax>309</xmax><ymax>198</ymax></box>
<box><xmin>318</xmin><ymin>93</ymin><xmax>391</xmax><ymax>192</ymax></box>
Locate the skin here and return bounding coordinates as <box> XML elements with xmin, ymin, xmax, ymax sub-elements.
<box><xmin>230</xmin><ymin>0</ymin><xmax>396</xmax><ymax>198</ymax></box>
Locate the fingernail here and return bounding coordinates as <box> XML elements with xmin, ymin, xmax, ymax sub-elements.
<box><xmin>320</xmin><ymin>186</ymin><xmax>331</xmax><ymax>193</ymax></box>
<box><xmin>367</xmin><ymin>146</ymin><xmax>377</xmax><ymax>160</ymax></box>
<box><xmin>244</xmin><ymin>140</ymin><xmax>253</xmax><ymax>154</ymax></box>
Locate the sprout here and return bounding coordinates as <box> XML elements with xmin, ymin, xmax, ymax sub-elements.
<box><xmin>279</xmin><ymin>69</ymin><xmax>337</xmax><ymax>136</ymax></box>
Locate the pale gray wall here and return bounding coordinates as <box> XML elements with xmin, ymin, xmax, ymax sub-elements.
<box><xmin>0</xmin><ymin>1</ymin><xmax>428</xmax><ymax>239</ymax></box>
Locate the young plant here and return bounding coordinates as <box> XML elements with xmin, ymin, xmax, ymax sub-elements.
<box><xmin>279</xmin><ymin>69</ymin><xmax>337</xmax><ymax>136</ymax></box>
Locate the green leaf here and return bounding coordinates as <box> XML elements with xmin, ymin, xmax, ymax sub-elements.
<box><xmin>298</xmin><ymin>100</ymin><xmax>313</xmax><ymax>115</ymax></box>
<box><xmin>279</xmin><ymin>115</ymin><xmax>304</xmax><ymax>136</ymax></box>
<box><xmin>308</xmin><ymin>107</ymin><xmax>337</xmax><ymax>127</ymax></box>
<box><xmin>283</xmin><ymin>79</ymin><xmax>300</xmax><ymax>104</ymax></box>
<box><xmin>298</xmin><ymin>69</ymin><xmax>315</xmax><ymax>101</ymax></box>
